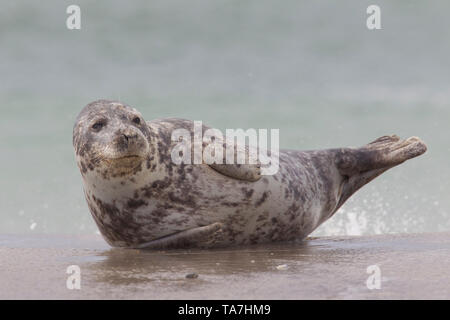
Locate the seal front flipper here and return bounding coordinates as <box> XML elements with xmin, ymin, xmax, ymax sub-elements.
<box><xmin>135</xmin><ymin>222</ymin><xmax>224</xmax><ymax>249</ymax></box>
<box><xmin>209</xmin><ymin>162</ymin><xmax>261</xmax><ymax>182</ymax></box>
<box><xmin>207</xmin><ymin>141</ymin><xmax>262</xmax><ymax>181</ymax></box>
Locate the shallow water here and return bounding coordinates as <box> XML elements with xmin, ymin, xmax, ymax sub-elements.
<box><xmin>0</xmin><ymin>1</ymin><xmax>449</xmax><ymax>237</ymax></box>
<box><xmin>1</xmin><ymin>233</ymin><xmax>449</xmax><ymax>299</ymax></box>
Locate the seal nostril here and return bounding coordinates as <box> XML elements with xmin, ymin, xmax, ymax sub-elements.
<box><xmin>123</xmin><ymin>134</ymin><xmax>129</xmax><ymax>142</ymax></box>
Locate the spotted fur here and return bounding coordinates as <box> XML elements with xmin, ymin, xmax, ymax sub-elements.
<box><xmin>73</xmin><ymin>100</ymin><xmax>427</xmax><ymax>248</ymax></box>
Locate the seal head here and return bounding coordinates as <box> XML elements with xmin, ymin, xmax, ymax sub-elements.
<box><xmin>73</xmin><ymin>100</ymin><xmax>151</xmax><ymax>178</ymax></box>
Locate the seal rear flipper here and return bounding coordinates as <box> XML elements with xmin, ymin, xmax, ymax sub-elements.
<box><xmin>333</xmin><ymin>135</ymin><xmax>427</xmax><ymax>211</ymax></box>
<box><xmin>335</xmin><ymin>135</ymin><xmax>427</xmax><ymax>176</ymax></box>
<box><xmin>135</xmin><ymin>222</ymin><xmax>224</xmax><ymax>249</ymax></box>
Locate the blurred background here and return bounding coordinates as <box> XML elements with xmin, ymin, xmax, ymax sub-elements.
<box><xmin>0</xmin><ymin>0</ymin><xmax>448</xmax><ymax>237</ymax></box>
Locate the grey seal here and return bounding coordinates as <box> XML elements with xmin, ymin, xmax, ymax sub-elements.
<box><xmin>73</xmin><ymin>99</ymin><xmax>427</xmax><ymax>248</ymax></box>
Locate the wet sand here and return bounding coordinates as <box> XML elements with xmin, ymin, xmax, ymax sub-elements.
<box><xmin>0</xmin><ymin>232</ymin><xmax>449</xmax><ymax>299</ymax></box>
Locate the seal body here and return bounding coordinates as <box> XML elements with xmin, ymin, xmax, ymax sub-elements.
<box><xmin>73</xmin><ymin>100</ymin><xmax>427</xmax><ymax>248</ymax></box>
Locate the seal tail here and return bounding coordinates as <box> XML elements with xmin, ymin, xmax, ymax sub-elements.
<box><xmin>334</xmin><ymin>135</ymin><xmax>427</xmax><ymax>211</ymax></box>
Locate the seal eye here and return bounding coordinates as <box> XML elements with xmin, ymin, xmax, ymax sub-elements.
<box><xmin>132</xmin><ymin>117</ymin><xmax>141</xmax><ymax>125</ymax></box>
<box><xmin>92</xmin><ymin>121</ymin><xmax>105</xmax><ymax>131</ymax></box>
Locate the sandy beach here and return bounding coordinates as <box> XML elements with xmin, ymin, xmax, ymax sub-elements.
<box><xmin>0</xmin><ymin>232</ymin><xmax>449</xmax><ymax>299</ymax></box>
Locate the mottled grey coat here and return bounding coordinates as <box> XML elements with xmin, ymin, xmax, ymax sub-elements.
<box><xmin>73</xmin><ymin>100</ymin><xmax>427</xmax><ymax>249</ymax></box>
